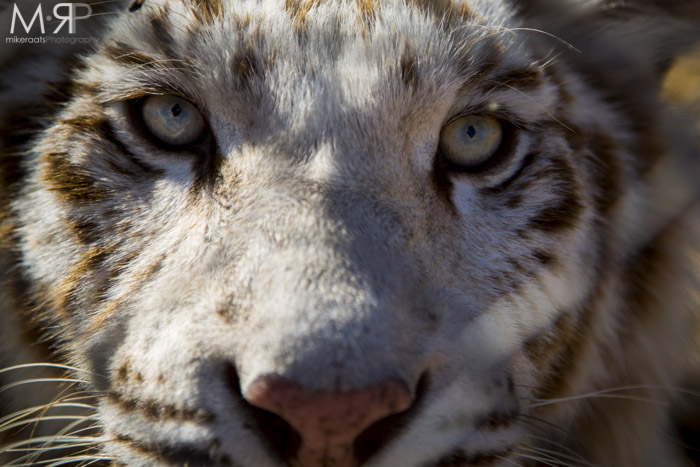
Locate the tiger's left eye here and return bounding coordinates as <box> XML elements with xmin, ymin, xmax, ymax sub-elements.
<box><xmin>439</xmin><ymin>115</ymin><xmax>503</xmax><ymax>169</ymax></box>
<box><xmin>141</xmin><ymin>95</ymin><xmax>205</xmax><ymax>147</ymax></box>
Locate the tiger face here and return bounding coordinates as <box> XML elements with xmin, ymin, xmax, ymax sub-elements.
<box><xmin>1</xmin><ymin>0</ymin><xmax>699</xmax><ymax>466</ymax></box>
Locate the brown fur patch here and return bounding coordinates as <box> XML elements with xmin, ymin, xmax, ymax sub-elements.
<box><xmin>59</xmin><ymin>115</ymin><xmax>110</xmax><ymax>136</ymax></box>
<box><xmin>116</xmin><ymin>361</ymin><xmax>132</xmax><ymax>384</ymax></box>
<box><xmin>50</xmin><ymin>246</ymin><xmax>110</xmax><ymax>319</ymax></box>
<box><xmin>189</xmin><ymin>0</ymin><xmax>225</xmax><ymax>25</ymax></box>
<box><xmin>103</xmin><ymin>43</ymin><xmax>158</xmax><ymax>68</ymax></box>
<box><xmin>357</xmin><ymin>0</ymin><xmax>378</xmax><ymax>23</ymax></box>
<box><xmin>216</xmin><ymin>300</ymin><xmax>240</xmax><ymax>324</ymax></box>
<box><xmin>285</xmin><ymin>0</ymin><xmax>324</xmax><ymax>32</ymax></box>
<box><xmin>84</xmin><ymin>252</ymin><xmax>162</xmax><ymax>334</ymax></box>
<box><xmin>42</xmin><ymin>152</ymin><xmax>109</xmax><ymax>203</ymax></box>
<box><xmin>400</xmin><ymin>47</ymin><xmax>419</xmax><ymax>88</ymax></box>
<box><xmin>489</xmin><ymin>67</ymin><xmax>545</xmax><ymax>93</ymax></box>
<box><xmin>526</xmin><ymin>308</ymin><xmax>591</xmax><ymax>402</ymax></box>
<box><xmin>0</xmin><ymin>217</ymin><xmax>16</xmax><ymax>249</ymax></box>
<box><xmin>407</xmin><ymin>0</ymin><xmax>472</xmax><ymax>24</ymax></box>
<box><xmin>115</xmin><ymin>360</ymin><xmax>145</xmax><ymax>386</ymax></box>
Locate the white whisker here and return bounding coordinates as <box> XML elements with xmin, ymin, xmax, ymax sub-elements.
<box><xmin>517</xmin><ymin>448</ymin><xmax>568</xmax><ymax>466</ymax></box>
<box><xmin>510</xmin><ymin>28</ymin><xmax>581</xmax><ymax>53</ymax></box>
<box><xmin>513</xmin><ymin>452</ymin><xmax>575</xmax><ymax>467</ymax></box>
<box><xmin>529</xmin><ymin>393</ymin><xmax>670</xmax><ymax>408</ymax></box>
<box><xmin>0</xmin><ymin>415</ymin><xmax>97</xmax><ymax>434</ymax></box>
<box><xmin>0</xmin><ymin>403</ymin><xmax>96</xmax><ymax>427</ymax></box>
<box><xmin>495</xmin><ymin>454</ymin><xmax>523</xmax><ymax>467</ymax></box>
<box><xmin>525</xmin><ymin>383</ymin><xmax>700</xmax><ymax>409</ymax></box>
<box><xmin>523</xmin><ymin>433</ymin><xmax>596</xmax><ymax>462</ymax></box>
<box><xmin>6</xmin><ymin>455</ymin><xmax>113</xmax><ymax>467</ymax></box>
<box><xmin>0</xmin><ymin>364</ymin><xmax>95</xmax><ymax>377</ymax></box>
<box><xmin>517</xmin><ymin>414</ymin><xmax>575</xmax><ymax>438</ymax></box>
<box><xmin>519</xmin><ymin>445</ymin><xmax>599</xmax><ymax>467</ymax></box>
<box><xmin>1</xmin><ymin>435</ymin><xmax>103</xmax><ymax>451</ymax></box>
<box><xmin>18</xmin><ymin>414</ymin><xmax>103</xmax><ymax>465</ymax></box>
<box><xmin>0</xmin><ymin>379</ymin><xmax>87</xmax><ymax>394</ymax></box>
<box><xmin>5</xmin><ymin>442</ymin><xmax>101</xmax><ymax>454</ymax></box>
<box><xmin>45</xmin><ymin>457</ymin><xmax>114</xmax><ymax>467</ymax></box>
<box><xmin>5</xmin><ymin>429</ymin><xmax>104</xmax><ymax>466</ymax></box>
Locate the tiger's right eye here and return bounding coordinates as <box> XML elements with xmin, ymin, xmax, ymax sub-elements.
<box><xmin>141</xmin><ymin>95</ymin><xmax>206</xmax><ymax>147</ymax></box>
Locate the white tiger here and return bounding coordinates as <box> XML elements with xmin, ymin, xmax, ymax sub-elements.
<box><xmin>0</xmin><ymin>0</ymin><xmax>699</xmax><ymax>466</ymax></box>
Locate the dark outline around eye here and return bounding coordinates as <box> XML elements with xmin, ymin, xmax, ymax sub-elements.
<box><xmin>131</xmin><ymin>95</ymin><xmax>210</xmax><ymax>152</ymax></box>
<box><xmin>437</xmin><ymin>118</ymin><xmax>517</xmax><ymax>174</ymax></box>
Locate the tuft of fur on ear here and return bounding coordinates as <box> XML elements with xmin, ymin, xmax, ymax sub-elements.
<box><xmin>515</xmin><ymin>0</ymin><xmax>700</xmax><ymax>86</ymax></box>
<box><xmin>515</xmin><ymin>0</ymin><xmax>700</xmax><ymax>179</ymax></box>
<box><xmin>516</xmin><ymin>0</ymin><xmax>700</xmax><ymax>256</ymax></box>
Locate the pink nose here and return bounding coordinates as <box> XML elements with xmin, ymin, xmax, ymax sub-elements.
<box><xmin>245</xmin><ymin>375</ymin><xmax>413</xmax><ymax>467</ymax></box>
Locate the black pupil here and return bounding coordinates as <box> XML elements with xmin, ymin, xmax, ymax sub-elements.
<box><xmin>466</xmin><ymin>125</ymin><xmax>476</xmax><ymax>139</ymax></box>
<box><xmin>171</xmin><ymin>104</ymin><xmax>182</xmax><ymax>117</ymax></box>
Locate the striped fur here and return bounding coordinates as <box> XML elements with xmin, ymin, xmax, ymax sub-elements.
<box><xmin>0</xmin><ymin>0</ymin><xmax>699</xmax><ymax>466</ymax></box>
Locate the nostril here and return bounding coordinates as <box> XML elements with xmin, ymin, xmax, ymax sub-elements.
<box><xmin>225</xmin><ymin>364</ymin><xmax>302</xmax><ymax>460</ymax></box>
<box><xmin>353</xmin><ymin>373</ymin><xmax>429</xmax><ymax>464</ymax></box>
<box><xmin>243</xmin><ymin>373</ymin><xmax>415</xmax><ymax>467</ymax></box>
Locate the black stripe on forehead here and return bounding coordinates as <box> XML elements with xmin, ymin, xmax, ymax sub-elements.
<box><xmin>231</xmin><ymin>42</ymin><xmax>263</xmax><ymax>91</ymax></box>
<box><xmin>145</xmin><ymin>8</ymin><xmax>178</xmax><ymax>59</ymax></box>
<box><xmin>486</xmin><ymin>66</ymin><xmax>546</xmax><ymax>93</ymax></box>
<box><xmin>103</xmin><ymin>42</ymin><xmax>160</xmax><ymax>68</ymax></box>
<box><xmin>400</xmin><ymin>47</ymin><xmax>420</xmax><ymax>88</ymax></box>
<box><xmin>102</xmin><ymin>29</ymin><xmax>196</xmax><ymax>79</ymax></box>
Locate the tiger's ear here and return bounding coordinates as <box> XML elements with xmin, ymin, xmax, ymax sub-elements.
<box><xmin>516</xmin><ymin>0</ymin><xmax>700</xmax><ymax>253</ymax></box>
<box><xmin>515</xmin><ymin>0</ymin><xmax>700</xmax><ymax>81</ymax></box>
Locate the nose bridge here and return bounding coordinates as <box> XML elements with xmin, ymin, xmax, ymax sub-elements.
<box><xmin>232</xmin><ymin>180</ymin><xmax>418</xmax><ymax>391</ymax></box>
<box><xmin>281</xmin><ymin>182</ymin><xmax>409</xmax><ymax>307</ymax></box>
<box><xmin>258</xmin><ymin>172</ymin><xmax>409</xmax><ymax>284</ymax></box>
<box><xmin>256</xmin><ymin>188</ymin><xmax>401</xmax><ymax>328</ymax></box>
